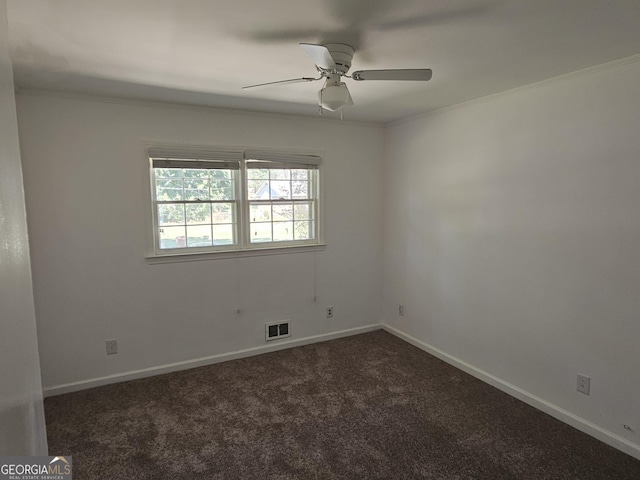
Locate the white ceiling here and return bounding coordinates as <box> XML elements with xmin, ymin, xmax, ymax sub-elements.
<box><xmin>6</xmin><ymin>0</ymin><xmax>640</xmax><ymax>124</ymax></box>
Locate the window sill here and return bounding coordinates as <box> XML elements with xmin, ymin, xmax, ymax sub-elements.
<box><xmin>145</xmin><ymin>243</ymin><xmax>327</xmax><ymax>264</ymax></box>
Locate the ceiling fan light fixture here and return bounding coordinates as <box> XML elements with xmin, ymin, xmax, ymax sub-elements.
<box><xmin>318</xmin><ymin>83</ymin><xmax>351</xmax><ymax>111</ymax></box>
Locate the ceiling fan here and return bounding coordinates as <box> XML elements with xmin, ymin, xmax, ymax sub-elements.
<box><xmin>243</xmin><ymin>43</ymin><xmax>432</xmax><ymax>113</ymax></box>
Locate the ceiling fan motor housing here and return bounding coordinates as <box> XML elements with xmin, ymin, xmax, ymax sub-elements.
<box><xmin>323</xmin><ymin>43</ymin><xmax>355</xmax><ymax>73</ymax></box>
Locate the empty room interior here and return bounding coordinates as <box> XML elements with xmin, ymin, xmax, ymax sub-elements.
<box><xmin>2</xmin><ymin>0</ymin><xmax>640</xmax><ymax>478</ymax></box>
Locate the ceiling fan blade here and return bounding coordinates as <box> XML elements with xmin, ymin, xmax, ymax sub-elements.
<box><xmin>243</xmin><ymin>77</ymin><xmax>319</xmax><ymax>90</ymax></box>
<box><xmin>351</xmin><ymin>69</ymin><xmax>433</xmax><ymax>81</ymax></box>
<box><xmin>299</xmin><ymin>43</ymin><xmax>336</xmax><ymax>70</ymax></box>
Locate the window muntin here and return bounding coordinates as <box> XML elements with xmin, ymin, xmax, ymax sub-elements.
<box><xmin>149</xmin><ymin>149</ymin><xmax>321</xmax><ymax>255</ymax></box>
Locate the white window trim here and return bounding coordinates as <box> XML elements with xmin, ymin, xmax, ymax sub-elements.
<box><xmin>146</xmin><ymin>145</ymin><xmax>325</xmax><ymax>262</ymax></box>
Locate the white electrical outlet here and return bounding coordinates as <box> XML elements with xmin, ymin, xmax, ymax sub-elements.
<box><xmin>106</xmin><ymin>339</ymin><xmax>118</xmax><ymax>355</ymax></box>
<box><xmin>326</xmin><ymin>306</ymin><xmax>334</xmax><ymax>318</ymax></box>
<box><xmin>399</xmin><ymin>304</ymin><xmax>405</xmax><ymax>316</ymax></box>
<box><xmin>577</xmin><ymin>374</ymin><xmax>590</xmax><ymax>395</ymax></box>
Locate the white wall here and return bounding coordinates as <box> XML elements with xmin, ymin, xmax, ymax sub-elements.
<box><xmin>0</xmin><ymin>0</ymin><xmax>48</xmax><ymax>455</ymax></box>
<box><xmin>16</xmin><ymin>93</ymin><xmax>384</xmax><ymax>391</ymax></box>
<box><xmin>383</xmin><ymin>58</ymin><xmax>640</xmax><ymax>456</ymax></box>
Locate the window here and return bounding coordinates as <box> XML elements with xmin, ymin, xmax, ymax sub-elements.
<box><xmin>149</xmin><ymin>147</ymin><xmax>322</xmax><ymax>256</ymax></box>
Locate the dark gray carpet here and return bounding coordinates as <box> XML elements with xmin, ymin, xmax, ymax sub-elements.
<box><xmin>45</xmin><ymin>330</ymin><xmax>640</xmax><ymax>479</ymax></box>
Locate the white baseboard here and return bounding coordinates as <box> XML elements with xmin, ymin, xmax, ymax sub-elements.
<box><xmin>382</xmin><ymin>324</ymin><xmax>640</xmax><ymax>461</ymax></box>
<box><xmin>44</xmin><ymin>324</ymin><xmax>383</xmax><ymax>397</ymax></box>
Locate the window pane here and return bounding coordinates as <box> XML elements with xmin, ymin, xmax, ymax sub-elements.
<box><xmin>158</xmin><ymin>203</ymin><xmax>185</xmax><ymax>225</ymax></box>
<box><xmin>155</xmin><ymin>168</ymin><xmax>183</xmax><ymax>179</ymax></box>
<box><xmin>187</xmin><ymin>225</ymin><xmax>213</xmax><ymax>247</ymax></box>
<box><xmin>294</xmin><ymin>221</ymin><xmax>312</xmax><ymax>240</ymax></box>
<box><xmin>270</xmin><ymin>181</ymin><xmax>291</xmax><ymax>200</ymax></box>
<box><xmin>272</xmin><ymin>204</ymin><xmax>293</xmax><ymax>221</ymax></box>
<box><xmin>248</xmin><ymin>168</ymin><xmax>269</xmax><ymax>180</ymax></box>
<box><xmin>213</xmin><ymin>203</ymin><xmax>234</xmax><ymax>224</ymax></box>
<box><xmin>270</xmin><ymin>169</ymin><xmax>290</xmax><ymax>180</ymax></box>
<box><xmin>211</xmin><ymin>169</ymin><xmax>231</xmax><ymax>180</ymax></box>
<box><xmin>185</xmin><ymin>204</ymin><xmax>212</xmax><ymax>225</ymax></box>
<box><xmin>291</xmin><ymin>169</ymin><xmax>309</xmax><ymax>180</ymax></box>
<box><xmin>155</xmin><ymin>178</ymin><xmax>184</xmax><ymax>201</ymax></box>
<box><xmin>211</xmin><ymin>180</ymin><xmax>234</xmax><ymax>200</ymax></box>
<box><xmin>292</xmin><ymin>181</ymin><xmax>309</xmax><ymax>199</ymax></box>
<box><xmin>183</xmin><ymin>169</ymin><xmax>209</xmax><ymax>179</ymax></box>
<box><xmin>212</xmin><ymin>224</ymin><xmax>235</xmax><ymax>245</ymax></box>
<box><xmin>250</xmin><ymin>222</ymin><xmax>272</xmax><ymax>243</ymax></box>
<box><xmin>184</xmin><ymin>178</ymin><xmax>211</xmax><ymax>201</ymax></box>
<box><xmin>248</xmin><ymin>179</ymin><xmax>268</xmax><ymax>200</ymax></box>
<box><xmin>273</xmin><ymin>221</ymin><xmax>294</xmax><ymax>241</ymax></box>
<box><xmin>159</xmin><ymin>225</ymin><xmax>186</xmax><ymax>249</ymax></box>
<box><xmin>293</xmin><ymin>203</ymin><xmax>312</xmax><ymax>221</ymax></box>
<box><xmin>250</xmin><ymin>204</ymin><xmax>271</xmax><ymax>222</ymax></box>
